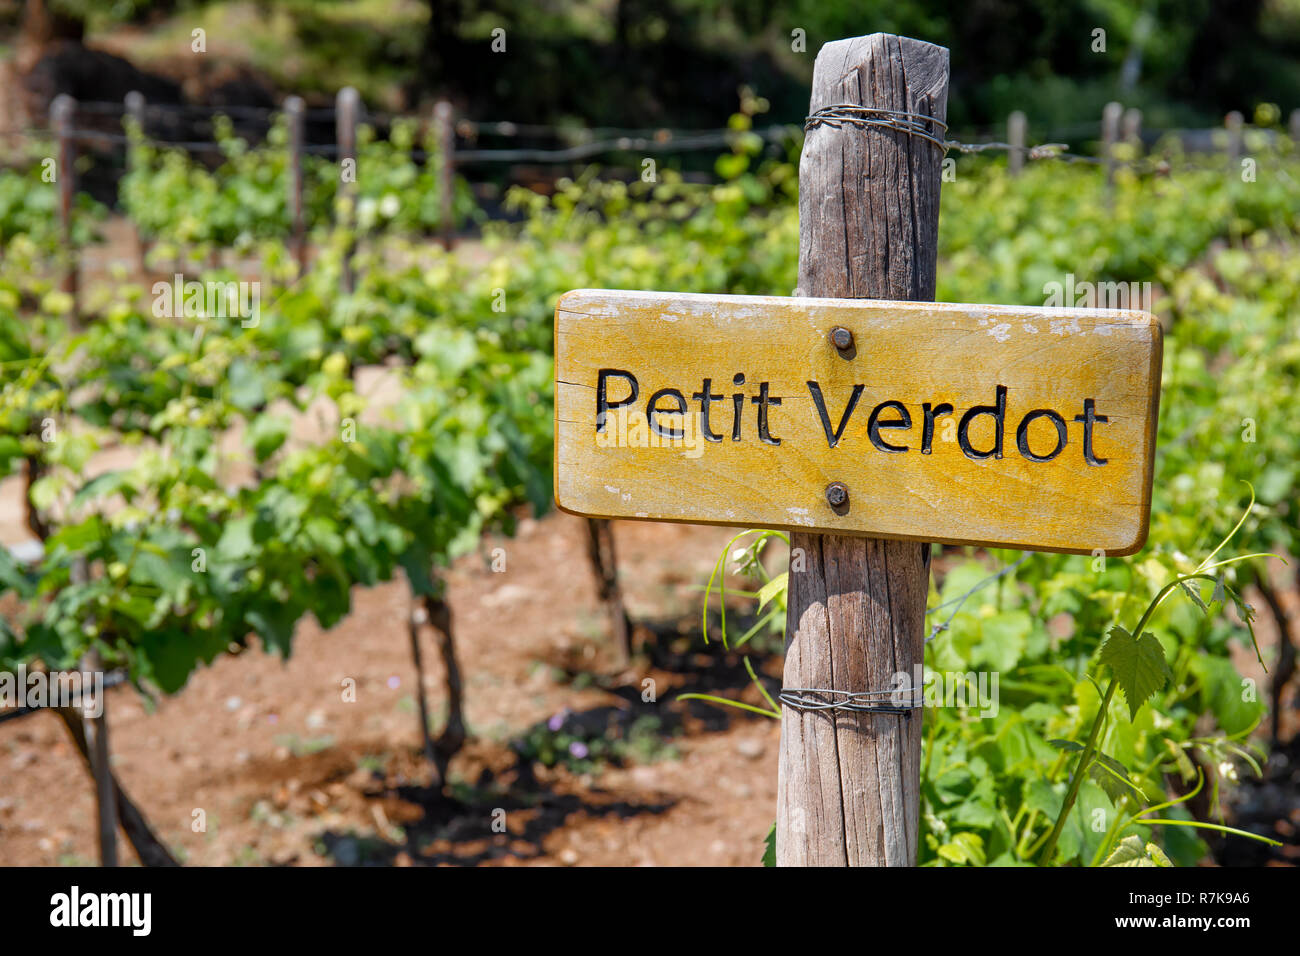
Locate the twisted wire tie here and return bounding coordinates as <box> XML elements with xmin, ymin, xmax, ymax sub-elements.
<box><xmin>804</xmin><ymin>104</ymin><xmax>949</xmax><ymax>151</ymax></box>
<box><xmin>779</xmin><ymin>687</ymin><xmax>921</xmax><ymax>717</ymax></box>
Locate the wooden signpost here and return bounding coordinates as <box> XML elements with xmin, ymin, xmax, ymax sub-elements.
<box><xmin>552</xmin><ymin>33</ymin><xmax>1163</xmax><ymax>866</ymax></box>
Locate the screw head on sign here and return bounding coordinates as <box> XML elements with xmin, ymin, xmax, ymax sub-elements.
<box><xmin>830</xmin><ymin>326</ymin><xmax>854</xmax><ymax>352</ymax></box>
<box><xmin>825</xmin><ymin>482</ymin><xmax>849</xmax><ymax>509</ymax></box>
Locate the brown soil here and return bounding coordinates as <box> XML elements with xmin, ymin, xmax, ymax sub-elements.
<box><xmin>0</xmin><ymin>513</ymin><xmax>784</xmax><ymax>867</ymax></box>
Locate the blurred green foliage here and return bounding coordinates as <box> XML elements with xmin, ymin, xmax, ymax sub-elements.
<box><xmin>29</xmin><ymin>0</ymin><xmax>1300</xmax><ymax>130</ymax></box>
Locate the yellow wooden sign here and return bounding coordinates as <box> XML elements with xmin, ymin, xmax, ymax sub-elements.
<box><xmin>554</xmin><ymin>289</ymin><xmax>1162</xmax><ymax>555</ymax></box>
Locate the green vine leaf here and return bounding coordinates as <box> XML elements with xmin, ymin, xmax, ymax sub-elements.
<box><xmin>937</xmin><ymin>832</ymin><xmax>986</xmax><ymax>866</ymax></box>
<box><xmin>1179</xmin><ymin>580</ymin><xmax>1208</xmax><ymax>615</ymax></box>
<box><xmin>1099</xmin><ymin>624</ymin><xmax>1174</xmax><ymax>720</ymax></box>
<box><xmin>1209</xmin><ymin>575</ymin><xmax>1226</xmax><ymax>614</ymax></box>
<box><xmin>1088</xmin><ymin>751</ymin><xmax>1146</xmax><ymax>801</ymax></box>
<box><xmin>1164</xmin><ymin>739</ymin><xmax>1197</xmax><ymax>784</ymax></box>
<box><xmin>1101</xmin><ymin>834</ymin><xmax>1172</xmax><ymax>867</ymax></box>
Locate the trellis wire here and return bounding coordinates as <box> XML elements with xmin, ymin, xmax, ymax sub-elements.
<box><xmin>0</xmin><ymin>669</ymin><xmax>130</xmax><ymax>725</ymax></box>
<box><xmin>3</xmin><ymin>124</ymin><xmax>1265</xmax><ymax>172</ymax></box>
<box><xmin>925</xmin><ymin>555</ymin><xmax>1030</xmax><ymax>643</ymax></box>
<box><xmin>804</xmin><ymin>104</ymin><xmax>1103</xmax><ymax>166</ymax></box>
<box><xmin>10</xmin><ymin>96</ymin><xmax>1292</xmax><ymax>168</ymax></box>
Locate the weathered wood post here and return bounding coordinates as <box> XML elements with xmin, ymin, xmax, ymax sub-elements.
<box><xmin>50</xmin><ymin>94</ymin><xmax>77</xmax><ymax>305</ymax></box>
<box><xmin>284</xmin><ymin>95</ymin><xmax>307</xmax><ymax>276</ymax></box>
<box><xmin>1290</xmin><ymin>108</ymin><xmax>1300</xmax><ymax>150</ymax></box>
<box><xmin>1007</xmin><ymin>110</ymin><xmax>1026</xmax><ymax>176</ymax></box>
<box><xmin>123</xmin><ymin>91</ymin><xmax>149</xmax><ymax>272</ymax></box>
<box><xmin>1102</xmin><ymin>100</ymin><xmax>1122</xmax><ymax>187</ymax></box>
<box><xmin>776</xmin><ymin>33</ymin><xmax>947</xmax><ymax>866</ymax></box>
<box><xmin>434</xmin><ymin>100</ymin><xmax>456</xmax><ymax>250</ymax></box>
<box><xmin>336</xmin><ymin>87</ymin><xmax>360</xmax><ymax>293</ymax></box>
<box><xmin>1122</xmin><ymin>107</ymin><xmax>1143</xmax><ymax>157</ymax></box>
<box><xmin>124</xmin><ymin>90</ymin><xmax>145</xmax><ymax>131</ymax></box>
<box><xmin>1225</xmin><ymin>110</ymin><xmax>1243</xmax><ymax>171</ymax></box>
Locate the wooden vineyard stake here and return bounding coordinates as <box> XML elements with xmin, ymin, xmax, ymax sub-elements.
<box><xmin>337</xmin><ymin>86</ymin><xmax>360</xmax><ymax>293</ymax></box>
<box><xmin>552</xmin><ymin>33</ymin><xmax>1163</xmax><ymax>866</ymax></box>
<box><xmin>124</xmin><ymin>91</ymin><xmax>151</xmax><ymax>272</ymax></box>
<box><xmin>1103</xmin><ymin>100</ymin><xmax>1122</xmax><ymax>188</ymax></box>
<box><xmin>1007</xmin><ymin>110</ymin><xmax>1026</xmax><ymax>176</ymax></box>
<box><xmin>124</xmin><ymin>90</ymin><xmax>146</xmax><ymax>131</ymax></box>
<box><xmin>435</xmin><ymin>100</ymin><xmax>456</xmax><ymax>251</ymax></box>
<box><xmin>50</xmin><ymin>94</ymin><xmax>77</xmax><ymax>308</ymax></box>
<box><xmin>1225</xmin><ymin>110</ymin><xmax>1244</xmax><ymax>170</ymax></box>
<box><xmin>285</xmin><ymin>95</ymin><xmax>307</xmax><ymax>276</ymax></box>
<box><xmin>1123</xmin><ymin>107</ymin><xmax>1143</xmax><ymax>157</ymax></box>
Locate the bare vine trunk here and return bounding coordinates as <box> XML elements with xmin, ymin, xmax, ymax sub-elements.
<box><xmin>54</xmin><ymin>706</ymin><xmax>179</xmax><ymax>866</ymax></box>
<box><xmin>1257</xmin><ymin>576</ymin><xmax>1296</xmax><ymax>743</ymax></box>
<box><xmin>408</xmin><ymin>582</ymin><xmax>467</xmax><ymax>788</ymax></box>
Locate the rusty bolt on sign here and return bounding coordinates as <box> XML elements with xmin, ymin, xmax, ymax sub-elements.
<box><xmin>825</xmin><ymin>481</ymin><xmax>849</xmax><ymax>511</ymax></box>
<box><xmin>830</xmin><ymin>326</ymin><xmax>854</xmax><ymax>353</ymax></box>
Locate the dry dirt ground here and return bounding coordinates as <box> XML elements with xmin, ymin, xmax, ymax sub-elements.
<box><xmin>0</xmin><ymin>513</ymin><xmax>785</xmax><ymax>867</ymax></box>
